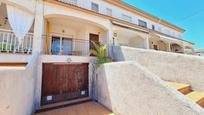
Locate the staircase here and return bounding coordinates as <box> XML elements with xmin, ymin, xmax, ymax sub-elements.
<box><xmin>166</xmin><ymin>81</ymin><xmax>204</xmax><ymax>108</ymax></box>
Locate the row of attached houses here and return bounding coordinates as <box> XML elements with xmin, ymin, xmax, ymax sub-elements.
<box><xmin>0</xmin><ymin>0</ymin><xmax>195</xmax><ymax>114</ymax></box>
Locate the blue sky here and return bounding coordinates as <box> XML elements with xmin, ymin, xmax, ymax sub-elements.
<box><xmin>123</xmin><ymin>0</ymin><xmax>204</xmax><ymax>50</ymax></box>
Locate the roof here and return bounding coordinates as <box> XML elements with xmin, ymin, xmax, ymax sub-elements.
<box><xmin>104</xmin><ymin>0</ymin><xmax>186</xmax><ymax>33</ymax></box>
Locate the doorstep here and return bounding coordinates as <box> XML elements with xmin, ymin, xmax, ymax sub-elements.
<box><xmin>36</xmin><ymin>97</ymin><xmax>92</xmax><ymax>113</ymax></box>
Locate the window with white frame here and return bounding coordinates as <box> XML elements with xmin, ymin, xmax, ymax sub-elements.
<box><xmin>106</xmin><ymin>8</ymin><xmax>112</xmax><ymax>16</ymax></box>
<box><xmin>138</xmin><ymin>20</ymin><xmax>147</xmax><ymax>28</ymax></box>
<box><xmin>122</xmin><ymin>14</ymin><xmax>132</xmax><ymax>22</ymax></box>
<box><xmin>91</xmin><ymin>2</ymin><xmax>99</xmax><ymax>12</ymax></box>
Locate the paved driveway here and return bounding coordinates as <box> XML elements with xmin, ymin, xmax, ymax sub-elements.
<box><xmin>35</xmin><ymin>101</ymin><xmax>114</xmax><ymax>115</ymax></box>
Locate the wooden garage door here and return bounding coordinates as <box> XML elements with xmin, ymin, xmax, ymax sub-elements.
<box><xmin>41</xmin><ymin>63</ymin><xmax>89</xmax><ymax>105</ymax></box>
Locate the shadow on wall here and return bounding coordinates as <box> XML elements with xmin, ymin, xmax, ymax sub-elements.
<box><xmin>112</xmin><ymin>46</ymin><xmax>125</xmax><ymax>62</ymax></box>
<box><xmin>95</xmin><ymin>66</ymin><xmax>113</xmax><ymax>110</ymax></box>
<box><xmin>112</xmin><ymin>46</ymin><xmax>204</xmax><ymax>92</ymax></box>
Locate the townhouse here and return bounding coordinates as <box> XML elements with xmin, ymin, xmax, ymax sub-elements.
<box><xmin>0</xmin><ymin>0</ymin><xmax>194</xmax><ymax>113</ymax></box>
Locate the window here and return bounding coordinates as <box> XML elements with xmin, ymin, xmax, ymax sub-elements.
<box><xmin>51</xmin><ymin>36</ymin><xmax>61</xmax><ymax>55</ymax></box>
<box><xmin>106</xmin><ymin>8</ymin><xmax>112</xmax><ymax>16</ymax></box>
<box><xmin>69</xmin><ymin>0</ymin><xmax>77</xmax><ymax>5</ymax></box>
<box><xmin>122</xmin><ymin>14</ymin><xmax>132</xmax><ymax>22</ymax></box>
<box><xmin>60</xmin><ymin>0</ymin><xmax>77</xmax><ymax>5</ymax></box>
<box><xmin>138</xmin><ymin>20</ymin><xmax>147</xmax><ymax>28</ymax></box>
<box><xmin>152</xmin><ymin>25</ymin><xmax>155</xmax><ymax>30</ymax></box>
<box><xmin>91</xmin><ymin>3</ymin><xmax>99</xmax><ymax>12</ymax></box>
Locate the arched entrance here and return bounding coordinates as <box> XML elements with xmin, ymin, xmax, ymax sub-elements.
<box><xmin>171</xmin><ymin>43</ymin><xmax>183</xmax><ymax>53</ymax></box>
<box><xmin>158</xmin><ymin>40</ymin><xmax>168</xmax><ymax>51</ymax></box>
<box><xmin>113</xmin><ymin>27</ymin><xmax>147</xmax><ymax>49</ymax></box>
<box><xmin>43</xmin><ymin>15</ymin><xmax>108</xmax><ymax>56</ymax></box>
<box><xmin>149</xmin><ymin>34</ymin><xmax>169</xmax><ymax>51</ymax></box>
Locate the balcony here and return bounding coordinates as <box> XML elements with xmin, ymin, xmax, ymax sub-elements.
<box><xmin>44</xmin><ymin>36</ymin><xmax>92</xmax><ymax>56</ymax></box>
<box><xmin>0</xmin><ymin>29</ymin><xmax>33</xmax><ymax>54</ymax></box>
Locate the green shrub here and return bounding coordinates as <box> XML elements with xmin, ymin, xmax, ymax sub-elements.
<box><xmin>0</xmin><ymin>43</ymin><xmax>14</xmax><ymax>51</ymax></box>
<box><xmin>89</xmin><ymin>41</ymin><xmax>112</xmax><ymax>67</ymax></box>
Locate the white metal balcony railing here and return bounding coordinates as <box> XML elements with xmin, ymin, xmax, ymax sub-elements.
<box><xmin>44</xmin><ymin>36</ymin><xmax>92</xmax><ymax>56</ymax></box>
<box><xmin>0</xmin><ymin>29</ymin><xmax>33</xmax><ymax>54</ymax></box>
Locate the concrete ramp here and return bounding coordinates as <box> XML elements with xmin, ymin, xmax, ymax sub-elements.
<box><xmin>96</xmin><ymin>62</ymin><xmax>204</xmax><ymax>115</ymax></box>
<box><xmin>113</xmin><ymin>46</ymin><xmax>204</xmax><ymax>93</ymax></box>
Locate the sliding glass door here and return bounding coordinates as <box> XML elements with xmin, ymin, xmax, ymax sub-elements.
<box><xmin>51</xmin><ymin>36</ymin><xmax>73</xmax><ymax>55</ymax></box>
<box><xmin>51</xmin><ymin>36</ymin><xmax>60</xmax><ymax>55</ymax></box>
<box><xmin>62</xmin><ymin>38</ymin><xmax>72</xmax><ymax>55</ymax></box>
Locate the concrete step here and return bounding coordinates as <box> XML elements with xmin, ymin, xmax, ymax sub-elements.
<box><xmin>166</xmin><ymin>81</ymin><xmax>192</xmax><ymax>94</ymax></box>
<box><xmin>35</xmin><ymin>101</ymin><xmax>115</xmax><ymax>115</ymax></box>
<box><xmin>186</xmin><ymin>92</ymin><xmax>204</xmax><ymax>107</ymax></box>
<box><xmin>36</xmin><ymin>97</ymin><xmax>92</xmax><ymax>113</ymax></box>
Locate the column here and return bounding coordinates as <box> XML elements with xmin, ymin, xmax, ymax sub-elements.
<box><xmin>145</xmin><ymin>33</ymin><xmax>150</xmax><ymax>49</ymax></box>
<box><xmin>106</xmin><ymin>21</ymin><xmax>114</xmax><ymax>57</ymax></box>
<box><xmin>32</xmin><ymin>0</ymin><xmax>44</xmax><ymax>54</ymax></box>
<box><xmin>168</xmin><ymin>42</ymin><xmax>171</xmax><ymax>52</ymax></box>
<box><xmin>32</xmin><ymin>0</ymin><xmax>44</xmax><ymax>110</ymax></box>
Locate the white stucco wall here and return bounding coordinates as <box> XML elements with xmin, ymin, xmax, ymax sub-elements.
<box><xmin>0</xmin><ymin>69</ymin><xmax>34</xmax><ymax>115</ymax></box>
<box><xmin>96</xmin><ymin>62</ymin><xmax>204</xmax><ymax>115</ymax></box>
<box><xmin>113</xmin><ymin>46</ymin><xmax>204</xmax><ymax>92</ymax></box>
<box><xmin>0</xmin><ymin>54</ymin><xmax>31</xmax><ymax>62</ymax></box>
<box><xmin>0</xmin><ymin>52</ymin><xmax>39</xmax><ymax>115</ymax></box>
